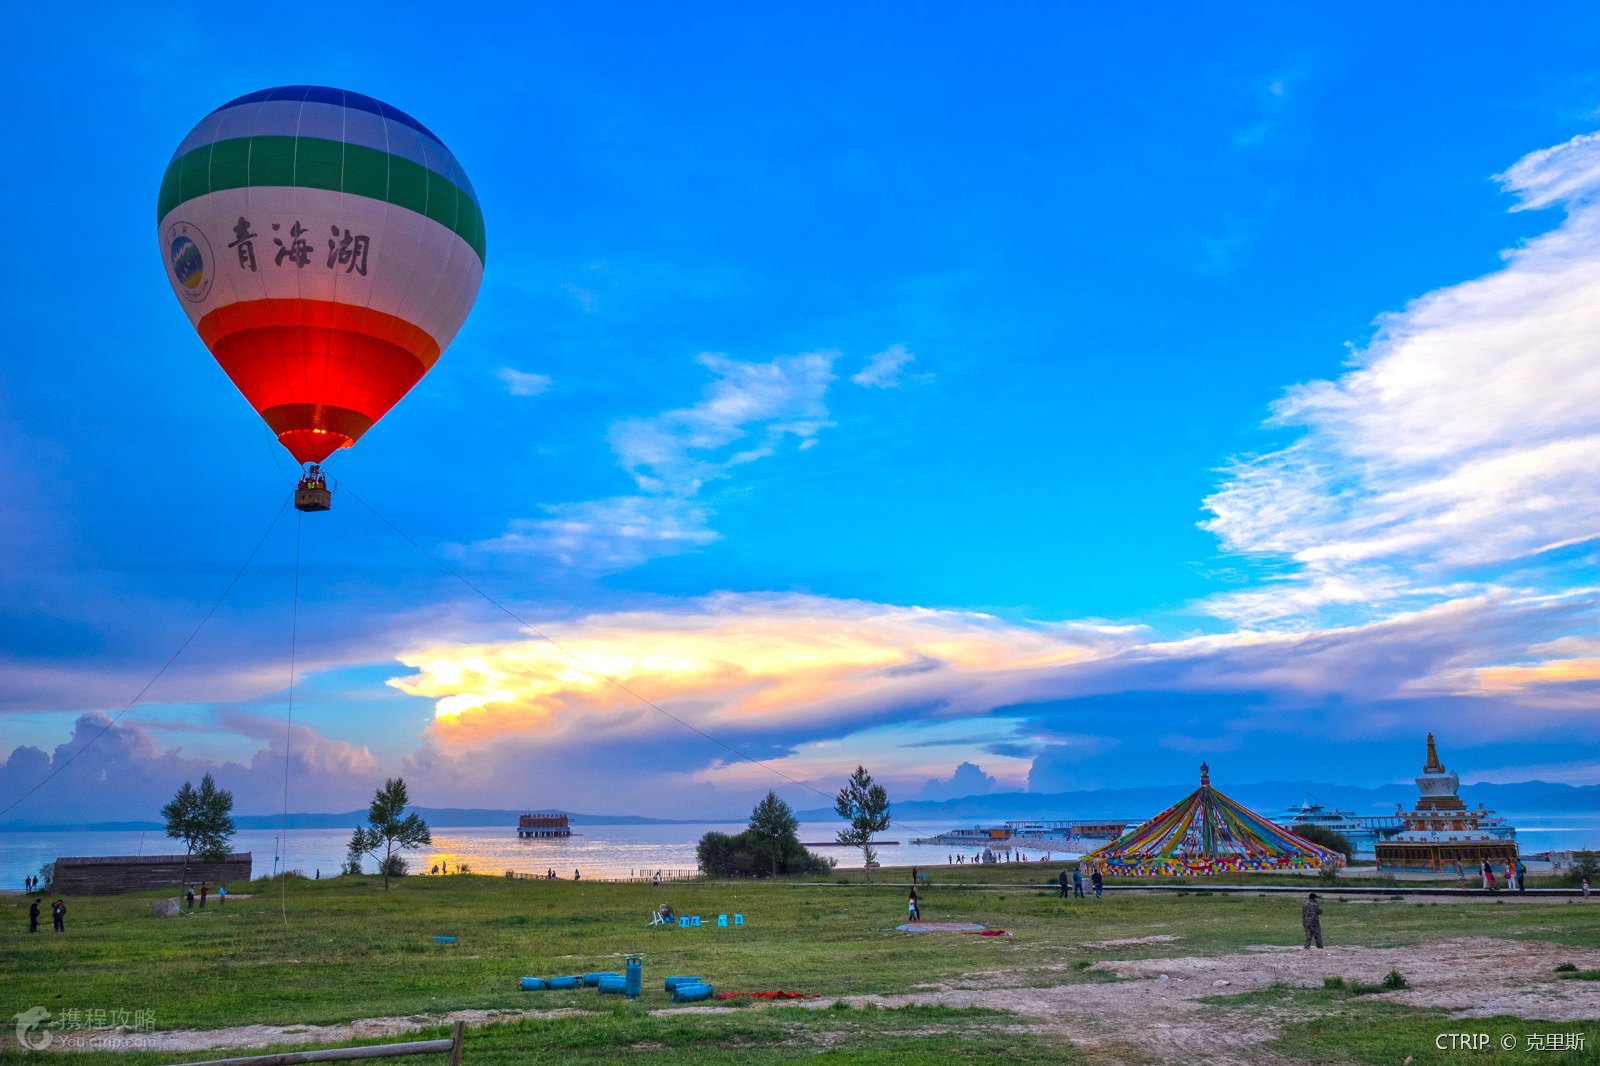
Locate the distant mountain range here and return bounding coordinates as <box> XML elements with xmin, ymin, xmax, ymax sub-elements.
<box><xmin>5</xmin><ymin>780</ymin><xmax>1596</xmax><ymax>833</ymax></box>
<box><xmin>794</xmin><ymin>779</ymin><xmax>1600</xmax><ymax>823</ymax></box>
<box><xmin>0</xmin><ymin>806</ymin><xmax>723</xmax><ymax>833</ymax></box>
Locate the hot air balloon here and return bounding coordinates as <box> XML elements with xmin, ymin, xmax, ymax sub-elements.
<box><xmin>157</xmin><ymin>86</ymin><xmax>486</xmax><ymax>511</ymax></box>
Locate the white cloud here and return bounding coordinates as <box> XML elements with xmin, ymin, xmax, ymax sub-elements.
<box><xmin>482</xmin><ymin>350</ymin><xmax>840</xmax><ymax>569</ymax></box>
<box><xmin>916</xmin><ymin>760</ymin><xmax>1000</xmax><ymax>800</ymax></box>
<box><xmin>610</xmin><ymin>351</ymin><xmax>836</xmax><ymax>495</ymax></box>
<box><xmin>561</xmin><ymin>282</ymin><xmax>599</xmax><ymax>311</ymax></box>
<box><xmin>473</xmin><ymin>496</ymin><xmax>718</xmax><ymax>572</ymax></box>
<box><xmin>850</xmin><ymin>344</ymin><xmax>916</xmax><ymax>389</ymax></box>
<box><xmin>496</xmin><ymin>367</ymin><xmax>552</xmax><ymax>397</ymax></box>
<box><xmin>1200</xmin><ymin>131</ymin><xmax>1600</xmax><ymax>627</ymax></box>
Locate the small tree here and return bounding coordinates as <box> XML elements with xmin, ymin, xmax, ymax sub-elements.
<box><xmin>1291</xmin><ymin>823</ymin><xmax>1354</xmax><ymax>861</ymax></box>
<box><xmin>1568</xmin><ymin>850</ymin><xmax>1598</xmax><ymax>887</ymax></box>
<box><xmin>748</xmin><ymin>791</ymin><xmax>801</xmax><ymax>876</ymax></box>
<box><xmin>162</xmin><ymin>773</ymin><xmax>236</xmax><ymax>890</ymax></box>
<box><xmin>348</xmin><ymin>778</ymin><xmax>431</xmax><ymax>890</ymax></box>
<box><xmin>835</xmin><ymin>765</ymin><xmax>891</xmax><ymax>887</ymax></box>
<box><xmin>696</xmin><ymin>831</ymin><xmax>746</xmax><ymax>877</ymax></box>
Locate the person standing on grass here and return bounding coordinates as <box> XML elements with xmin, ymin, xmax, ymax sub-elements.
<box><xmin>1091</xmin><ymin>868</ymin><xmax>1104</xmax><ymax>899</ymax></box>
<box><xmin>907</xmin><ymin>886</ymin><xmax>921</xmax><ymax>921</ymax></box>
<box><xmin>1454</xmin><ymin>859</ymin><xmax>1464</xmax><ymax>886</ymax></box>
<box><xmin>200</xmin><ymin>883</ymin><xmax>208</xmax><ymax>908</ymax></box>
<box><xmin>29</xmin><ymin>898</ymin><xmax>40</xmax><ymax>933</ymax></box>
<box><xmin>1072</xmin><ymin>867</ymin><xmax>1084</xmax><ymax>898</ymax></box>
<box><xmin>51</xmin><ymin>899</ymin><xmax>65</xmax><ymax>933</ymax></box>
<box><xmin>219</xmin><ymin>884</ymin><xmax>226</xmax><ymax>906</ymax></box>
<box><xmin>1301</xmin><ymin>892</ymin><xmax>1323</xmax><ymax>949</ymax></box>
<box><xmin>186</xmin><ymin>886</ymin><xmax>195</xmax><ymax>910</ymax></box>
<box><xmin>1058</xmin><ymin>869</ymin><xmax>1069</xmax><ymax>898</ymax></box>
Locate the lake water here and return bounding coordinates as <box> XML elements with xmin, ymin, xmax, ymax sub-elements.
<box><xmin>6</xmin><ymin>812</ymin><xmax>1595</xmax><ymax>887</ymax></box>
<box><xmin>1</xmin><ymin>821</ymin><xmax>1010</xmax><ymax>885</ymax></box>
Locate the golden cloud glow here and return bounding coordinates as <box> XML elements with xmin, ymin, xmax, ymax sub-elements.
<box><xmin>1474</xmin><ymin>658</ymin><xmax>1600</xmax><ymax>693</ymax></box>
<box><xmin>389</xmin><ymin>595</ymin><xmax>1133</xmax><ymax>748</ymax></box>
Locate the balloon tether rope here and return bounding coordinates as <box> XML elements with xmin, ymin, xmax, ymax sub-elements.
<box><xmin>280</xmin><ymin>510</ymin><xmax>302</xmax><ymax>927</ymax></box>
<box><xmin>340</xmin><ymin>481</ymin><xmax>930</xmax><ymax>838</ymax></box>
<box><xmin>0</xmin><ymin>496</ymin><xmax>293</xmax><ymax>821</ymax></box>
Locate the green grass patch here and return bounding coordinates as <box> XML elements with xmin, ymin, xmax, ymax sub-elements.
<box><xmin>1273</xmin><ymin>1003</ymin><xmax>1597</xmax><ymax>1065</ymax></box>
<box><xmin>1556</xmin><ymin>968</ymin><xmax>1600</xmax><ymax>981</ymax></box>
<box><xmin>2</xmin><ymin>870</ymin><xmax>1596</xmax><ymax>1060</ymax></box>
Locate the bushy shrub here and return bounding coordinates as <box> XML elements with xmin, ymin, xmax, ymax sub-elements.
<box><xmin>1292</xmin><ymin>823</ymin><xmax>1355</xmax><ymax>861</ymax></box>
<box><xmin>696</xmin><ymin>829</ymin><xmax>835</xmax><ymax>878</ymax></box>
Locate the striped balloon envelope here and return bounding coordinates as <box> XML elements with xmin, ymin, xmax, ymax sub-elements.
<box><xmin>157</xmin><ymin>86</ymin><xmax>485</xmax><ymax>465</ymax></box>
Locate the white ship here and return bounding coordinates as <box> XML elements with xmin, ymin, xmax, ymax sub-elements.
<box><xmin>1276</xmin><ymin>797</ymin><xmax>1402</xmax><ymax>855</ymax></box>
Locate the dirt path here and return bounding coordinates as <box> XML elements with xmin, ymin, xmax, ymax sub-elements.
<box><xmin>114</xmin><ymin>1007</ymin><xmax>586</xmax><ymax>1054</ymax></box>
<box><xmin>37</xmin><ymin>936</ymin><xmax>1600</xmax><ymax>1063</ymax></box>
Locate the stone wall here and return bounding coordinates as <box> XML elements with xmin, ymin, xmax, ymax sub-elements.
<box><xmin>51</xmin><ymin>853</ymin><xmax>253</xmax><ymax>895</ymax></box>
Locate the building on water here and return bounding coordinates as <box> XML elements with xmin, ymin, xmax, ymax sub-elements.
<box><xmin>1374</xmin><ymin>734</ymin><xmax>1518</xmax><ymax>873</ymax></box>
<box><xmin>517</xmin><ymin>811</ymin><xmax>572</xmax><ymax>838</ymax></box>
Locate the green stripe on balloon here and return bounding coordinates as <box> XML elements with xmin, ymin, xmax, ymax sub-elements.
<box><xmin>157</xmin><ymin>136</ymin><xmax>486</xmax><ymax>264</ymax></box>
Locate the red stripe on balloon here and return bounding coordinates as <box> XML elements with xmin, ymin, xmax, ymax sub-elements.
<box><xmin>199</xmin><ymin>303</ymin><xmax>436</xmax><ymax>464</ymax></box>
<box><xmin>198</xmin><ymin>299</ymin><xmax>442</xmax><ymax>368</ymax></box>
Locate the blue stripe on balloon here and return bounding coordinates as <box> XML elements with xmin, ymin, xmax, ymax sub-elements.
<box><xmin>207</xmin><ymin>86</ymin><xmax>449</xmax><ymax>150</ymax></box>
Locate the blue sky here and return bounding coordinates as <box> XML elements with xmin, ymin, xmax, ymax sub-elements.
<box><xmin>2</xmin><ymin>5</ymin><xmax>1598</xmax><ymax>822</ymax></box>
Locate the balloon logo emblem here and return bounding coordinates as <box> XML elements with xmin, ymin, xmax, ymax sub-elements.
<box><xmin>165</xmin><ymin>223</ymin><xmax>212</xmax><ymax>302</ymax></box>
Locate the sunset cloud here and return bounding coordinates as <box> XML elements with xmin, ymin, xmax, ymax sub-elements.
<box><xmin>390</xmin><ymin>594</ymin><xmax>1135</xmax><ymax>749</ymax></box>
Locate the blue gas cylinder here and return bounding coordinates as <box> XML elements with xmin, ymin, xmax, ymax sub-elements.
<box><xmin>625</xmin><ymin>955</ymin><xmax>643</xmax><ymax>998</ymax></box>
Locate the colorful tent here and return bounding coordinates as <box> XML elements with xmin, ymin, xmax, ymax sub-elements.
<box><xmin>1083</xmin><ymin>763</ymin><xmax>1343</xmax><ymax>877</ymax></box>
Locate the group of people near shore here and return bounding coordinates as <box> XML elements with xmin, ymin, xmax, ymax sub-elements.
<box><xmin>1058</xmin><ymin>866</ymin><xmax>1103</xmax><ymax>898</ymax></box>
<box><xmin>27</xmin><ymin>897</ymin><xmax>66</xmax><ymax>932</ymax></box>
<box><xmin>1454</xmin><ymin>858</ymin><xmax>1528</xmax><ymax>891</ymax></box>
<box><xmin>183</xmin><ymin>882</ymin><xmax>225</xmax><ymax>909</ymax></box>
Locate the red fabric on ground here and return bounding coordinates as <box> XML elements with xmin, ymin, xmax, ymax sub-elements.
<box><xmin>713</xmin><ymin>991</ymin><xmax>818</xmax><ymax>1000</ymax></box>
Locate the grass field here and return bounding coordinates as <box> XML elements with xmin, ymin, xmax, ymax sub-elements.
<box><xmin>2</xmin><ymin>868</ymin><xmax>1596</xmax><ymax>1065</ymax></box>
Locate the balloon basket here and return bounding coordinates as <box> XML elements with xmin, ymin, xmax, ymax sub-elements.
<box><xmin>295</xmin><ymin>486</ymin><xmax>331</xmax><ymax>512</ymax></box>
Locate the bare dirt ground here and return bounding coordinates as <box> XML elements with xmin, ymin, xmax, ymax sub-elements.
<box><xmin>54</xmin><ymin>936</ymin><xmax>1600</xmax><ymax>1063</ymax></box>
<box><xmin>123</xmin><ymin>1008</ymin><xmax>589</xmax><ymax>1054</ymax></box>
<box><xmin>786</xmin><ymin>936</ymin><xmax>1600</xmax><ymax>1066</ymax></box>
